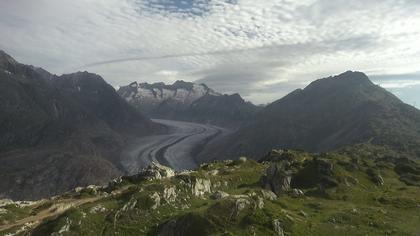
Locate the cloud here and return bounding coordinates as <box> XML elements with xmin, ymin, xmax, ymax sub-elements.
<box><xmin>0</xmin><ymin>0</ymin><xmax>420</xmax><ymax>105</ymax></box>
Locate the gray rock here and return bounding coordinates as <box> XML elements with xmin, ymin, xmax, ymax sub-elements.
<box><xmin>231</xmin><ymin>198</ymin><xmax>251</xmax><ymax>217</ymax></box>
<box><xmin>211</xmin><ymin>191</ymin><xmax>229</xmax><ymax>200</ymax></box>
<box><xmin>262</xmin><ymin>163</ymin><xmax>292</xmax><ymax>195</ymax></box>
<box><xmin>299</xmin><ymin>210</ymin><xmax>308</xmax><ymax>217</ymax></box>
<box><xmin>127</xmin><ymin>162</ymin><xmax>175</xmax><ymax>182</ymax></box>
<box><xmin>0</xmin><ymin>208</ymin><xmax>7</xmax><ymax>215</ymax></box>
<box><xmin>290</xmin><ymin>188</ymin><xmax>304</xmax><ymax>198</ymax></box>
<box><xmin>260</xmin><ymin>190</ymin><xmax>278</xmax><ymax>200</ymax></box>
<box><xmin>150</xmin><ymin>192</ymin><xmax>161</xmax><ymax>210</ymax></box>
<box><xmin>235</xmin><ymin>198</ymin><xmax>250</xmax><ymax>212</ymax></box>
<box><xmin>192</xmin><ymin>178</ymin><xmax>212</xmax><ymax>197</ymax></box>
<box><xmin>272</xmin><ymin>219</ymin><xmax>285</xmax><ymax>236</ymax></box>
<box><xmin>256</xmin><ymin>196</ymin><xmax>265</xmax><ymax>209</ymax></box>
<box><xmin>238</xmin><ymin>157</ymin><xmax>247</xmax><ymax>163</ymax></box>
<box><xmin>163</xmin><ymin>187</ymin><xmax>177</xmax><ymax>203</ymax></box>
<box><xmin>367</xmin><ymin>168</ymin><xmax>385</xmax><ymax>186</ymax></box>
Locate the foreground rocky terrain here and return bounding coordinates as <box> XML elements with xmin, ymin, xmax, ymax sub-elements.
<box><xmin>1</xmin><ymin>144</ymin><xmax>419</xmax><ymax>235</ymax></box>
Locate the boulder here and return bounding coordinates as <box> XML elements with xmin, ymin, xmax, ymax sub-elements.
<box><xmin>230</xmin><ymin>198</ymin><xmax>251</xmax><ymax>218</ymax></box>
<box><xmin>260</xmin><ymin>190</ymin><xmax>278</xmax><ymax>201</ymax></box>
<box><xmin>256</xmin><ymin>196</ymin><xmax>264</xmax><ymax>209</ymax></box>
<box><xmin>290</xmin><ymin>188</ymin><xmax>304</xmax><ymax>198</ymax></box>
<box><xmin>211</xmin><ymin>191</ymin><xmax>229</xmax><ymax>200</ymax></box>
<box><xmin>272</xmin><ymin>219</ymin><xmax>285</xmax><ymax>236</ymax></box>
<box><xmin>163</xmin><ymin>187</ymin><xmax>177</xmax><ymax>203</ymax></box>
<box><xmin>150</xmin><ymin>192</ymin><xmax>161</xmax><ymax>210</ymax></box>
<box><xmin>367</xmin><ymin>168</ymin><xmax>385</xmax><ymax>186</ymax></box>
<box><xmin>235</xmin><ymin>198</ymin><xmax>250</xmax><ymax>212</ymax></box>
<box><xmin>191</xmin><ymin>178</ymin><xmax>212</xmax><ymax>197</ymax></box>
<box><xmin>261</xmin><ymin>163</ymin><xmax>292</xmax><ymax>195</ymax></box>
<box><xmin>0</xmin><ymin>199</ymin><xmax>14</xmax><ymax>207</ymax></box>
<box><xmin>238</xmin><ymin>157</ymin><xmax>247</xmax><ymax>163</ymax></box>
<box><xmin>125</xmin><ymin>162</ymin><xmax>175</xmax><ymax>182</ymax></box>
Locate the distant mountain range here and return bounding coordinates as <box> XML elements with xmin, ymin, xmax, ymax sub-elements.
<box><xmin>118</xmin><ymin>81</ymin><xmax>261</xmax><ymax>127</ymax></box>
<box><xmin>0</xmin><ymin>51</ymin><xmax>164</xmax><ymax>200</ymax></box>
<box><xmin>2</xmin><ymin>49</ymin><xmax>420</xmax><ymax>202</ymax></box>
<box><xmin>199</xmin><ymin>71</ymin><xmax>420</xmax><ymax>161</ymax></box>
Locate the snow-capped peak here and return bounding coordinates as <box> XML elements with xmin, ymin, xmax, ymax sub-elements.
<box><xmin>118</xmin><ymin>80</ymin><xmax>221</xmax><ymax>107</ymax></box>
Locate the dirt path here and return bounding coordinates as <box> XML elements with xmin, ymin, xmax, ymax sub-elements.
<box><xmin>0</xmin><ymin>185</ymin><xmax>133</xmax><ymax>234</ymax></box>
<box><xmin>0</xmin><ymin>197</ymin><xmax>100</xmax><ymax>233</ymax></box>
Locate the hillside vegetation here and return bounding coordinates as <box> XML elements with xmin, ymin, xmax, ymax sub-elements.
<box><xmin>1</xmin><ymin>145</ymin><xmax>420</xmax><ymax>235</ymax></box>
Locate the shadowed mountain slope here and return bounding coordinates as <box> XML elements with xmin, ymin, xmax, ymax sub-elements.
<box><xmin>199</xmin><ymin>71</ymin><xmax>420</xmax><ymax>161</ymax></box>
<box><xmin>0</xmin><ymin>50</ymin><xmax>163</xmax><ymax>200</ymax></box>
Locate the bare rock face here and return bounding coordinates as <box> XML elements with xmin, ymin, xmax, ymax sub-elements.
<box><xmin>0</xmin><ymin>51</ymin><xmax>163</xmax><ymax>200</ymax></box>
<box><xmin>261</xmin><ymin>163</ymin><xmax>292</xmax><ymax>195</ymax></box>
<box><xmin>163</xmin><ymin>186</ymin><xmax>177</xmax><ymax>203</ymax></box>
<box><xmin>192</xmin><ymin>178</ymin><xmax>212</xmax><ymax>197</ymax></box>
<box><xmin>125</xmin><ymin>162</ymin><xmax>175</xmax><ymax>182</ymax></box>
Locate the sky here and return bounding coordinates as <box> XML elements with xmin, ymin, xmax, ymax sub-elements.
<box><xmin>0</xmin><ymin>0</ymin><xmax>419</xmax><ymax>106</ymax></box>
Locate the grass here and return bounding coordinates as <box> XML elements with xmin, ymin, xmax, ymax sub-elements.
<box><xmin>2</xmin><ymin>145</ymin><xmax>420</xmax><ymax>235</ymax></box>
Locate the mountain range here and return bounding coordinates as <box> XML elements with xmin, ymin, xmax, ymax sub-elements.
<box><xmin>118</xmin><ymin>81</ymin><xmax>261</xmax><ymax>127</ymax></box>
<box><xmin>199</xmin><ymin>71</ymin><xmax>420</xmax><ymax>161</ymax></box>
<box><xmin>0</xmin><ymin>51</ymin><xmax>164</xmax><ymax>200</ymax></box>
<box><xmin>2</xmin><ymin>50</ymin><xmax>420</xmax><ymax>201</ymax></box>
<box><xmin>1</xmin><ymin>50</ymin><xmax>420</xmax><ymax>235</ymax></box>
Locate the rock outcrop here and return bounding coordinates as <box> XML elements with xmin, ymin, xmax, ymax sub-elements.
<box><xmin>272</xmin><ymin>219</ymin><xmax>285</xmax><ymax>236</ymax></box>
<box><xmin>124</xmin><ymin>162</ymin><xmax>175</xmax><ymax>182</ymax></box>
<box><xmin>261</xmin><ymin>163</ymin><xmax>292</xmax><ymax>195</ymax></box>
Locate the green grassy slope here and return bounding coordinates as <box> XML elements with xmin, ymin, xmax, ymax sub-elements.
<box><xmin>1</xmin><ymin>145</ymin><xmax>420</xmax><ymax>235</ymax></box>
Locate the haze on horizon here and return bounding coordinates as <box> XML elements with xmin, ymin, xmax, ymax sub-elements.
<box><xmin>0</xmin><ymin>0</ymin><xmax>419</xmax><ymax>106</ymax></box>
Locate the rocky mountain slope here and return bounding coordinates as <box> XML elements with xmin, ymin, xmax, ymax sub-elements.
<box><xmin>118</xmin><ymin>81</ymin><xmax>260</xmax><ymax>127</ymax></box>
<box><xmin>200</xmin><ymin>71</ymin><xmax>420</xmax><ymax>161</ymax></box>
<box><xmin>1</xmin><ymin>145</ymin><xmax>419</xmax><ymax>235</ymax></box>
<box><xmin>0</xmin><ymin>50</ymin><xmax>164</xmax><ymax>200</ymax></box>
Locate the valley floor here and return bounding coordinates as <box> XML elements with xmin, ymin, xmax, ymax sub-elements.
<box><xmin>121</xmin><ymin>119</ymin><xmax>231</xmax><ymax>173</ymax></box>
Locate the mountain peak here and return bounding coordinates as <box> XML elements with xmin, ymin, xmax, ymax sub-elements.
<box><xmin>0</xmin><ymin>50</ymin><xmax>18</xmax><ymax>68</ymax></box>
<box><xmin>305</xmin><ymin>70</ymin><xmax>374</xmax><ymax>92</ymax></box>
<box><xmin>172</xmin><ymin>80</ymin><xmax>194</xmax><ymax>90</ymax></box>
<box><xmin>335</xmin><ymin>70</ymin><xmax>371</xmax><ymax>82</ymax></box>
